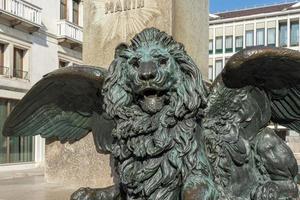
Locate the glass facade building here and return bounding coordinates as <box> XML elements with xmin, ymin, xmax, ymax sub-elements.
<box><xmin>209</xmin><ymin>3</ymin><xmax>300</xmax><ymax>82</ymax></box>
<box><xmin>0</xmin><ymin>99</ymin><xmax>34</xmax><ymax>164</ymax></box>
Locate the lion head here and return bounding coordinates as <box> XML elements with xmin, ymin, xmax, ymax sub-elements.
<box><xmin>103</xmin><ymin>28</ymin><xmax>207</xmax><ymax>123</ymax></box>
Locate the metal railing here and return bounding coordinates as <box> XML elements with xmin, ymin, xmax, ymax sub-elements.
<box><xmin>57</xmin><ymin>20</ymin><xmax>83</xmax><ymax>43</ymax></box>
<box><xmin>13</xmin><ymin>68</ymin><xmax>29</xmax><ymax>80</ymax></box>
<box><xmin>0</xmin><ymin>66</ymin><xmax>9</xmax><ymax>76</ymax></box>
<box><xmin>0</xmin><ymin>0</ymin><xmax>42</xmax><ymax>25</ymax></box>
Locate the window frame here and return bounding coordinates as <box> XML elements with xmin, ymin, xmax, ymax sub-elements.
<box><xmin>235</xmin><ymin>36</ymin><xmax>243</xmax><ymax>51</ymax></box>
<box><xmin>72</xmin><ymin>0</ymin><xmax>80</xmax><ymax>25</ymax></box>
<box><xmin>0</xmin><ymin>98</ymin><xmax>35</xmax><ymax>164</ymax></box>
<box><xmin>225</xmin><ymin>36</ymin><xmax>233</xmax><ymax>53</ymax></box>
<box><xmin>215</xmin><ymin>37</ymin><xmax>223</xmax><ymax>54</ymax></box>
<box><xmin>279</xmin><ymin>22</ymin><xmax>288</xmax><ymax>47</ymax></box>
<box><xmin>60</xmin><ymin>0</ymin><xmax>67</xmax><ymax>20</ymax></box>
<box><xmin>290</xmin><ymin>21</ymin><xmax>299</xmax><ymax>47</ymax></box>
<box><xmin>245</xmin><ymin>30</ymin><xmax>254</xmax><ymax>47</ymax></box>
<box><xmin>59</xmin><ymin>60</ymin><xmax>70</xmax><ymax>68</ymax></box>
<box><xmin>215</xmin><ymin>60</ymin><xmax>223</xmax><ymax>78</ymax></box>
<box><xmin>0</xmin><ymin>43</ymin><xmax>5</xmax><ymax>75</ymax></box>
<box><xmin>267</xmin><ymin>28</ymin><xmax>276</xmax><ymax>47</ymax></box>
<box><xmin>256</xmin><ymin>28</ymin><xmax>265</xmax><ymax>46</ymax></box>
<box><xmin>208</xmin><ymin>65</ymin><xmax>213</xmax><ymax>82</ymax></box>
<box><xmin>209</xmin><ymin>40</ymin><xmax>213</xmax><ymax>54</ymax></box>
<box><xmin>13</xmin><ymin>47</ymin><xmax>27</xmax><ymax>80</ymax></box>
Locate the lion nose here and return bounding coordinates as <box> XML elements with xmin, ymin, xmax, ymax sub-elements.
<box><xmin>138</xmin><ymin>61</ymin><xmax>157</xmax><ymax>81</ymax></box>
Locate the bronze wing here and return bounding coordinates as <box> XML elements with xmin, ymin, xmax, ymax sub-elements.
<box><xmin>222</xmin><ymin>46</ymin><xmax>300</xmax><ymax>133</ymax></box>
<box><xmin>203</xmin><ymin>47</ymin><xmax>300</xmax><ymax>196</ymax></box>
<box><xmin>2</xmin><ymin>65</ymin><xmax>115</xmax><ymax>153</ymax></box>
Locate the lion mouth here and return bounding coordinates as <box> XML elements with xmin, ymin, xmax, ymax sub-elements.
<box><xmin>141</xmin><ymin>88</ymin><xmax>164</xmax><ymax>98</ymax></box>
<box><xmin>137</xmin><ymin>87</ymin><xmax>168</xmax><ymax>114</ymax></box>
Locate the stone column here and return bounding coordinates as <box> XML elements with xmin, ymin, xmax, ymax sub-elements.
<box><xmin>172</xmin><ymin>0</ymin><xmax>209</xmax><ymax>79</ymax></box>
<box><xmin>286</xmin><ymin>135</ymin><xmax>300</xmax><ymax>165</ymax></box>
<box><xmin>45</xmin><ymin>0</ymin><xmax>209</xmax><ymax>188</ymax></box>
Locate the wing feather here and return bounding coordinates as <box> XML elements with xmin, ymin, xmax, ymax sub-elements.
<box><xmin>221</xmin><ymin>47</ymin><xmax>300</xmax><ymax>134</ymax></box>
<box><xmin>3</xmin><ymin>65</ymin><xmax>114</xmax><ymax>153</ymax></box>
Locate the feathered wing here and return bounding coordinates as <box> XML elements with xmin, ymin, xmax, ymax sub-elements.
<box><xmin>221</xmin><ymin>46</ymin><xmax>300</xmax><ymax>133</ymax></box>
<box><xmin>2</xmin><ymin>65</ymin><xmax>115</xmax><ymax>153</ymax></box>
<box><xmin>203</xmin><ymin>47</ymin><xmax>300</xmax><ymax>190</ymax></box>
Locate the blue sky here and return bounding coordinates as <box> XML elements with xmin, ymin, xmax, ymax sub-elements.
<box><xmin>210</xmin><ymin>0</ymin><xmax>298</xmax><ymax>13</ymax></box>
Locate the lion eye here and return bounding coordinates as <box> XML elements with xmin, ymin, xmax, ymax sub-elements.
<box><xmin>159</xmin><ymin>57</ymin><xmax>168</xmax><ymax>67</ymax></box>
<box><xmin>129</xmin><ymin>58</ymin><xmax>140</xmax><ymax>69</ymax></box>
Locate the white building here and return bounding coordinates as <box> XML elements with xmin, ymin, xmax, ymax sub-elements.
<box><xmin>209</xmin><ymin>1</ymin><xmax>300</xmax><ymax>82</ymax></box>
<box><xmin>0</xmin><ymin>0</ymin><xmax>83</xmax><ymax>170</ymax></box>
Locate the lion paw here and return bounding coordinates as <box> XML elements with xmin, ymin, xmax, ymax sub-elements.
<box><xmin>251</xmin><ymin>182</ymin><xmax>279</xmax><ymax>200</ymax></box>
<box><xmin>70</xmin><ymin>187</ymin><xmax>96</xmax><ymax>200</ymax></box>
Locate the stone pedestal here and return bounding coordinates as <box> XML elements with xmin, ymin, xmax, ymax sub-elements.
<box><xmin>286</xmin><ymin>136</ymin><xmax>300</xmax><ymax>165</ymax></box>
<box><xmin>172</xmin><ymin>0</ymin><xmax>209</xmax><ymax>78</ymax></box>
<box><xmin>45</xmin><ymin>0</ymin><xmax>209</xmax><ymax>188</ymax></box>
<box><xmin>45</xmin><ymin>135</ymin><xmax>114</xmax><ymax>188</ymax></box>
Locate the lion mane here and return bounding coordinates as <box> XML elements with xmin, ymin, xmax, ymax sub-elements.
<box><xmin>103</xmin><ymin>28</ymin><xmax>207</xmax><ymax>120</ymax></box>
<box><xmin>102</xmin><ymin>28</ymin><xmax>212</xmax><ymax>199</ymax></box>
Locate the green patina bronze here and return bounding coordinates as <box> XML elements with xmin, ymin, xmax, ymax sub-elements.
<box><xmin>2</xmin><ymin>28</ymin><xmax>300</xmax><ymax>199</ymax></box>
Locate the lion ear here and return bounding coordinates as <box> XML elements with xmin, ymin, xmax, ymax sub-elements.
<box><xmin>115</xmin><ymin>43</ymin><xmax>129</xmax><ymax>59</ymax></box>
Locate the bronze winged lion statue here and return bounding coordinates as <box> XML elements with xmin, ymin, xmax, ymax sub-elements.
<box><xmin>2</xmin><ymin>28</ymin><xmax>300</xmax><ymax>200</ymax></box>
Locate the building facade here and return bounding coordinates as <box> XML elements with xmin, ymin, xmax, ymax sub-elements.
<box><xmin>0</xmin><ymin>0</ymin><xmax>83</xmax><ymax>170</ymax></box>
<box><xmin>209</xmin><ymin>2</ymin><xmax>300</xmax><ymax>81</ymax></box>
<box><xmin>209</xmin><ymin>2</ymin><xmax>300</xmax><ymax>164</ymax></box>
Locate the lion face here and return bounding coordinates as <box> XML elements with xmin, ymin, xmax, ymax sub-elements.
<box><xmin>103</xmin><ymin>28</ymin><xmax>207</xmax><ymax>121</ymax></box>
<box><xmin>125</xmin><ymin>45</ymin><xmax>178</xmax><ymax>113</ymax></box>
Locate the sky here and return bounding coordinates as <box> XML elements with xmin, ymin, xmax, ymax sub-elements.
<box><xmin>210</xmin><ymin>0</ymin><xmax>298</xmax><ymax>13</ymax></box>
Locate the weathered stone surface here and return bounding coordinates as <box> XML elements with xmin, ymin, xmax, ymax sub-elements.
<box><xmin>173</xmin><ymin>0</ymin><xmax>209</xmax><ymax>79</ymax></box>
<box><xmin>84</xmin><ymin>0</ymin><xmax>173</xmax><ymax>68</ymax></box>
<box><xmin>287</xmin><ymin>136</ymin><xmax>300</xmax><ymax>163</ymax></box>
<box><xmin>45</xmin><ymin>134</ymin><xmax>114</xmax><ymax>188</ymax></box>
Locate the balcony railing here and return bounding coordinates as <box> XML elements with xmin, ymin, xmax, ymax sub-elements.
<box><xmin>0</xmin><ymin>0</ymin><xmax>41</xmax><ymax>26</ymax></box>
<box><xmin>0</xmin><ymin>66</ymin><xmax>9</xmax><ymax>76</ymax></box>
<box><xmin>13</xmin><ymin>68</ymin><xmax>29</xmax><ymax>80</ymax></box>
<box><xmin>57</xmin><ymin>20</ymin><xmax>83</xmax><ymax>44</ymax></box>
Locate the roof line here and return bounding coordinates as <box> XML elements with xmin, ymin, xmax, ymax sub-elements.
<box><xmin>212</xmin><ymin>0</ymin><xmax>299</xmax><ymax>14</ymax></box>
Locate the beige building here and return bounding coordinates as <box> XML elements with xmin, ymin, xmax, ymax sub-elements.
<box><xmin>209</xmin><ymin>2</ymin><xmax>300</xmax><ymax>164</ymax></box>
<box><xmin>209</xmin><ymin>2</ymin><xmax>300</xmax><ymax>81</ymax></box>
<box><xmin>0</xmin><ymin>0</ymin><xmax>83</xmax><ymax>171</ymax></box>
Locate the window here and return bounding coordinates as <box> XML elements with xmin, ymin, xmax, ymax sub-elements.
<box><xmin>246</xmin><ymin>30</ymin><xmax>254</xmax><ymax>47</ymax></box>
<box><xmin>0</xmin><ymin>44</ymin><xmax>5</xmax><ymax>75</ymax></box>
<box><xmin>256</xmin><ymin>29</ymin><xmax>265</xmax><ymax>46</ymax></box>
<box><xmin>215</xmin><ymin>37</ymin><xmax>223</xmax><ymax>54</ymax></box>
<box><xmin>60</xmin><ymin>0</ymin><xmax>67</xmax><ymax>20</ymax></box>
<box><xmin>0</xmin><ymin>99</ymin><xmax>34</xmax><ymax>164</ymax></box>
<box><xmin>59</xmin><ymin>60</ymin><xmax>69</xmax><ymax>68</ymax></box>
<box><xmin>73</xmin><ymin>0</ymin><xmax>79</xmax><ymax>25</ymax></box>
<box><xmin>225</xmin><ymin>36</ymin><xmax>233</xmax><ymax>53</ymax></box>
<box><xmin>215</xmin><ymin>60</ymin><xmax>223</xmax><ymax>78</ymax></box>
<box><xmin>279</xmin><ymin>22</ymin><xmax>287</xmax><ymax>47</ymax></box>
<box><xmin>267</xmin><ymin>28</ymin><xmax>276</xmax><ymax>47</ymax></box>
<box><xmin>208</xmin><ymin>65</ymin><xmax>213</xmax><ymax>82</ymax></box>
<box><xmin>13</xmin><ymin>48</ymin><xmax>27</xmax><ymax>79</ymax></box>
<box><xmin>290</xmin><ymin>21</ymin><xmax>299</xmax><ymax>46</ymax></box>
<box><xmin>235</xmin><ymin>36</ymin><xmax>243</xmax><ymax>51</ymax></box>
<box><xmin>209</xmin><ymin>40</ymin><xmax>213</xmax><ymax>54</ymax></box>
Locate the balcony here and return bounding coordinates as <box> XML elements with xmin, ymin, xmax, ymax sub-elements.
<box><xmin>0</xmin><ymin>66</ymin><xmax>28</xmax><ymax>80</ymax></box>
<box><xmin>0</xmin><ymin>66</ymin><xmax>9</xmax><ymax>77</ymax></box>
<box><xmin>13</xmin><ymin>68</ymin><xmax>28</xmax><ymax>80</ymax></box>
<box><xmin>0</xmin><ymin>0</ymin><xmax>42</xmax><ymax>32</ymax></box>
<box><xmin>57</xmin><ymin>20</ymin><xmax>82</xmax><ymax>49</ymax></box>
